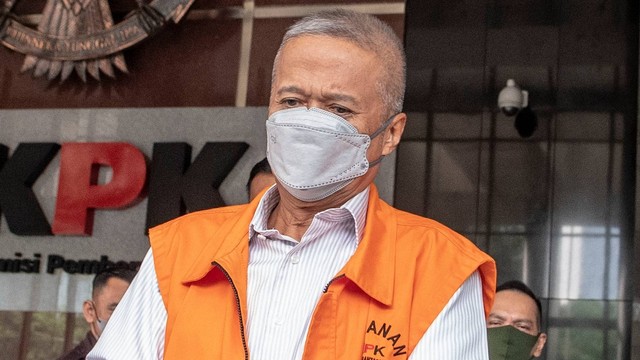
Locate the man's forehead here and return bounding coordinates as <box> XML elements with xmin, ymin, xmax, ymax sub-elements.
<box><xmin>94</xmin><ymin>277</ymin><xmax>129</xmax><ymax>297</ymax></box>
<box><xmin>277</xmin><ymin>35</ymin><xmax>378</xmax><ymax>67</ymax></box>
<box><xmin>494</xmin><ymin>290</ymin><xmax>539</xmax><ymax>316</ymax></box>
<box><xmin>283</xmin><ymin>34</ymin><xmax>359</xmax><ymax>50</ymax></box>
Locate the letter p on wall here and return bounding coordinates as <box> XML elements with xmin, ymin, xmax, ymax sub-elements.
<box><xmin>52</xmin><ymin>143</ymin><xmax>146</xmax><ymax>235</ymax></box>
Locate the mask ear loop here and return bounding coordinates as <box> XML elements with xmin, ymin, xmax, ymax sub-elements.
<box><xmin>367</xmin><ymin>113</ymin><xmax>398</xmax><ymax>167</ymax></box>
<box><xmin>90</xmin><ymin>301</ymin><xmax>106</xmax><ymax>324</ymax></box>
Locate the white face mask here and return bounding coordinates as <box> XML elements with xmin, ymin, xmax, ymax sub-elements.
<box><xmin>266</xmin><ymin>107</ymin><xmax>394</xmax><ymax>202</ymax></box>
<box><xmin>91</xmin><ymin>301</ymin><xmax>108</xmax><ymax>336</ymax></box>
<box><xmin>96</xmin><ymin>317</ymin><xmax>107</xmax><ymax>334</ymax></box>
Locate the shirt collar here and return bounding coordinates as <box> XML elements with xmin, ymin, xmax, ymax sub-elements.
<box><xmin>180</xmin><ymin>184</ymin><xmax>397</xmax><ymax>306</ymax></box>
<box><xmin>249</xmin><ymin>185</ymin><xmax>370</xmax><ymax>243</ymax></box>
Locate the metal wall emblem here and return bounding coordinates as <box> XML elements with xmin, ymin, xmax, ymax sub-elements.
<box><xmin>0</xmin><ymin>0</ymin><xmax>195</xmax><ymax>81</ymax></box>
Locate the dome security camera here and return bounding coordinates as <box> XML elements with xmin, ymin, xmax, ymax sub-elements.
<box><xmin>498</xmin><ymin>79</ymin><xmax>528</xmax><ymax>116</ymax></box>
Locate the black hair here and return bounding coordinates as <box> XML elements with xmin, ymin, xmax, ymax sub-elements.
<box><xmin>496</xmin><ymin>280</ymin><xmax>543</xmax><ymax>323</ymax></box>
<box><xmin>92</xmin><ymin>265</ymin><xmax>137</xmax><ymax>297</ymax></box>
<box><xmin>246</xmin><ymin>157</ymin><xmax>272</xmax><ymax>192</ymax></box>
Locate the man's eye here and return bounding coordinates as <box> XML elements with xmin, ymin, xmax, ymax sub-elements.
<box><xmin>330</xmin><ymin>106</ymin><xmax>352</xmax><ymax>116</ymax></box>
<box><xmin>282</xmin><ymin>99</ymin><xmax>300</xmax><ymax>107</ymax></box>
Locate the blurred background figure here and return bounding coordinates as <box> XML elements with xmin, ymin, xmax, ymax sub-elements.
<box><xmin>487</xmin><ymin>280</ymin><xmax>547</xmax><ymax>359</ymax></box>
<box><xmin>57</xmin><ymin>266</ymin><xmax>137</xmax><ymax>360</ymax></box>
<box><xmin>247</xmin><ymin>157</ymin><xmax>276</xmax><ymax>201</ymax></box>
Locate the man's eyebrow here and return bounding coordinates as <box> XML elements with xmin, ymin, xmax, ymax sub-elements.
<box><xmin>276</xmin><ymin>86</ymin><xmax>307</xmax><ymax>97</ymax></box>
<box><xmin>275</xmin><ymin>86</ymin><xmax>359</xmax><ymax>105</ymax></box>
<box><xmin>488</xmin><ymin>314</ymin><xmax>506</xmax><ymax>321</ymax></box>
<box><xmin>321</xmin><ymin>92</ymin><xmax>359</xmax><ymax>105</ymax></box>
<box><xmin>513</xmin><ymin>319</ymin><xmax>534</xmax><ymax>326</ymax></box>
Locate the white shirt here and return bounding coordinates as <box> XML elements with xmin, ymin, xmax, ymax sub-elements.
<box><xmin>88</xmin><ymin>186</ymin><xmax>488</xmax><ymax>359</ymax></box>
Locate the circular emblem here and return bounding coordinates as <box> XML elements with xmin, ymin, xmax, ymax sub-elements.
<box><xmin>0</xmin><ymin>0</ymin><xmax>196</xmax><ymax>81</ymax></box>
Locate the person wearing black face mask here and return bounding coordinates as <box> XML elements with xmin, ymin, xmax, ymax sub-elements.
<box><xmin>487</xmin><ymin>280</ymin><xmax>547</xmax><ymax>359</ymax></box>
<box><xmin>57</xmin><ymin>266</ymin><xmax>136</xmax><ymax>360</ymax></box>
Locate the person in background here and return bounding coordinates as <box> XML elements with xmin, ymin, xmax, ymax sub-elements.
<box><xmin>487</xmin><ymin>280</ymin><xmax>547</xmax><ymax>359</ymax></box>
<box><xmin>57</xmin><ymin>266</ymin><xmax>136</xmax><ymax>360</ymax></box>
<box><xmin>88</xmin><ymin>9</ymin><xmax>496</xmax><ymax>359</ymax></box>
<box><xmin>247</xmin><ymin>157</ymin><xmax>276</xmax><ymax>201</ymax></box>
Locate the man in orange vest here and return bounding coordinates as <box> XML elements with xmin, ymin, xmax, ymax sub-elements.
<box><xmin>88</xmin><ymin>9</ymin><xmax>496</xmax><ymax>360</ymax></box>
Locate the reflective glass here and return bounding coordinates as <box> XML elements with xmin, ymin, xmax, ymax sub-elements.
<box><xmin>426</xmin><ymin>142</ymin><xmax>481</xmax><ymax>233</ymax></box>
<box><xmin>546</xmin><ymin>299</ymin><xmax>631</xmax><ymax>360</ymax></box>
<box><xmin>432</xmin><ymin>113</ymin><xmax>483</xmax><ymax>139</ymax></box>
<box><xmin>394</xmin><ymin>142</ymin><xmax>427</xmax><ymax>215</ymax></box>
<box><xmin>491</xmin><ymin>142</ymin><xmax>550</xmax><ymax>232</ymax></box>
<box><xmin>550</xmin><ymin>228</ymin><xmax>622</xmax><ymax>300</ymax></box>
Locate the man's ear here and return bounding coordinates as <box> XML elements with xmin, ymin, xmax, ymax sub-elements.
<box><xmin>381</xmin><ymin>113</ymin><xmax>407</xmax><ymax>156</ymax></box>
<box><xmin>82</xmin><ymin>300</ymin><xmax>95</xmax><ymax>324</ymax></box>
<box><xmin>532</xmin><ymin>332</ymin><xmax>547</xmax><ymax>357</ymax></box>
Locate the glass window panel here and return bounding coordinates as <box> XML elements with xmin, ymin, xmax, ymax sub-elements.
<box><xmin>431</xmin><ymin>113</ymin><xmax>483</xmax><ymax>139</ymax></box>
<box><xmin>556</xmin><ymin>65</ymin><xmax>621</xmax><ymax>111</ymax></box>
<box><xmin>546</xmin><ymin>299</ymin><xmax>630</xmax><ymax>360</ymax></box>
<box><xmin>0</xmin><ymin>311</ymin><xmax>21</xmax><ymax>360</ymax></box>
<box><xmin>559</xmin><ymin>29</ymin><xmax>626</xmax><ymax>67</ymax></box>
<box><xmin>72</xmin><ymin>312</ymin><xmax>87</xmax><ymax>350</ymax></box>
<box><xmin>394</xmin><ymin>142</ymin><xmax>427</xmax><ymax>215</ymax></box>
<box><xmin>403</xmin><ymin>112</ymin><xmax>428</xmax><ymax>141</ymax></box>
<box><xmin>426</xmin><ymin>142</ymin><xmax>480</xmax><ymax>233</ymax></box>
<box><xmin>553</xmin><ymin>143</ymin><xmax>609</xmax><ymax>226</ymax></box>
<box><xmin>487</xmin><ymin>27</ymin><xmax>559</xmax><ymax>66</ymax></box>
<box><xmin>405</xmin><ymin>30</ymin><xmax>485</xmax><ymax>66</ymax></box>
<box><xmin>431</xmin><ymin>67</ymin><xmax>484</xmax><ymax>112</ymax></box>
<box><xmin>0</xmin><ymin>311</ymin><xmax>91</xmax><ymax>359</ymax></box>
<box><xmin>489</xmin><ymin>0</ymin><xmax>556</xmax><ymax>27</ymax></box>
<box><xmin>613</xmin><ymin>113</ymin><xmax>625</xmax><ymax>141</ymax></box>
<box><xmin>547</xmin><ymin>326</ymin><xmax>604</xmax><ymax>359</ymax></box>
<box><xmin>405</xmin><ymin>0</ymin><xmax>487</xmax><ymax>29</ymax></box>
<box><xmin>489</xmin><ymin>233</ymin><xmax>550</xmax><ymax>298</ymax></box>
<box><xmin>27</xmin><ymin>312</ymin><xmax>67</xmax><ymax>359</ymax></box>
<box><xmin>556</xmin><ymin>112</ymin><xmax>612</xmax><ymax>141</ymax></box>
<box><xmin>404</xmin><ymin>68</ymin><xmax>435</xmax><ymax>112</ymax></box>
<box><xmin>491</xmin><ymin>142</ymin><xmax>550</xmax><ymax>231</ymax></box>
<box><xmin>561</xmin><ymin>0</ymin><xmax>627</xmax><ymax>26</ymax></box>
<box><xmin>489</xmin><ymin>235</ymin><xmax>526</xmax><ymax>283</ymax></box>
<box><xmin>550</xmin><ymin>227</ymin><xmax>621</xmax><ymax>300</ymax></box>
<box><xmin>610</xmin><ymin>143</ymin><xmax>623</xmax><ymax>229</ymax></box>
<box><xmin>548</xmin><ymin>299</ymin><xmax>604</xmax><ymax>320</ymax></box>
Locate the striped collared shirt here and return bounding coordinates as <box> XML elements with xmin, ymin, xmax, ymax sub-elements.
<box><xmin>87</xmin><ymin>186</ymin><xmax>488</xmax><ymax>360</ymax></box>
<box><xmin>246</xmin><ymin>186</ymin><xmax>368</xmax><ymax>359</ymax></box>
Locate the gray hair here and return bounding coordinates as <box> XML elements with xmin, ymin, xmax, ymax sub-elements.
<box><xmin>272</xmin><ymin>9</ymin><xmax>406</xmax><ymax>117</ymax></box>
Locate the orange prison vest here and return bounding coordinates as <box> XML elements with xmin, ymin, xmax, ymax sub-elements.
<box><xmin>149</xmin><ymin>185</ymin><xmax>496</xmax><ymax>359</ymax></box>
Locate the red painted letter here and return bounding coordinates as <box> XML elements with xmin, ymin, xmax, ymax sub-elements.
<box><xmin>52</xmin><ymin>143</ymin><xmax>146</xmax><ymax>235</ymax></box>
